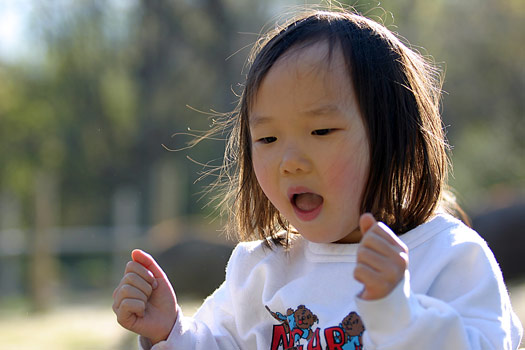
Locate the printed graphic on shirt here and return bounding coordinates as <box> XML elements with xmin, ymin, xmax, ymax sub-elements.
<box><xmin>266</xmin><ymin>305</ymin><xmax>364</xmax><ymax>350</ymax></box>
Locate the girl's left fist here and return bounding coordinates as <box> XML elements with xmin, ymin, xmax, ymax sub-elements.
<box><xmin>353</xmin><ymin>213</ymin><xmax>409</xmax><ymax>300</ymax></box>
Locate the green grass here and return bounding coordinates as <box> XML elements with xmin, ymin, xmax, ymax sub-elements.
<box><xmin>0</xmin><ymin>294</ymin><xmax>202</xmax><ymax>350</ymax></box>
<box><xmin>0</xmin><ymin>300</ymin><xmax>131</xmax><ymax>350</ymax></box>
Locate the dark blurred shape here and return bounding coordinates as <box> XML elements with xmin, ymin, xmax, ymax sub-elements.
<box><xmin>473</xmin><ymin>201</ymin><xmax>525</xmax><ymax>282</ymax></box>
<box><xmin>157</xmin><ymin>239</ymin><xmax>234</xmax><ymax>299</ymax></box>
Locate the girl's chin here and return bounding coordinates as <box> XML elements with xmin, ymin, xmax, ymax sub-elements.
<box><xmin>295</xmin><ymin>226</ymin><xmax>362</xmax><ymax>244</ymax></box>
<box><xmin>296</xmin><ymin>230</ymin><xmax>339</xmax><ymax>244</ymax></box>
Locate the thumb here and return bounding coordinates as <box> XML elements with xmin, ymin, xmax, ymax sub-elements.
<box><xmin>132</xmin><ymin>249</ymin><xmax>168</xmax><ymax>282</ymax></box>
<box><xmin>359</xmin><ymin>213</ymin><xmax>377</xmax><ymax>235</ymax></box>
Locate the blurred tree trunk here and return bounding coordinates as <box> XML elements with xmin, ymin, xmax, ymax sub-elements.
<box><xmin>134</xmin><ymin>0</ymin><xmax>236</xmax><ymax>224</ymax></box>
<box><xmin>112</xmin><ymin>186</ymin><xmax>140</xmax><ymax>284</ymax></box>
<box><xmin>30</xmin><ymin>171</ymin><xmax>59</xmax><ymax>312</ymax></box>
<box><xmin>0</xmin><ymin>191</ymin><xmax>24</xmax><ymax>297</ymax></box>
<box><xmin>134</xmin><ymin>0</ymin><xmax>183</xmax><ymax>226</ymax></box>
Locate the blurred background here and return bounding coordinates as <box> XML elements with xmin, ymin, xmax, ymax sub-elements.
<box><xmin>0</xmin><ymin>0</ymin><xmax>523</xmax><ymax>348</ymax></box>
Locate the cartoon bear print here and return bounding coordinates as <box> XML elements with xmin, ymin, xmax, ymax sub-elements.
<box><xmin>339</xmin><ymin>311</ymin><xmax>365</xmax><ymax>350</ymax></box>
<box><xmin>266</xmin><ymin>305</ymin><xmax>319</xmax><ymax>344</ymax></box>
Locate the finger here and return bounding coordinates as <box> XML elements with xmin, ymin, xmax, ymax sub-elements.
<box><xmin>360</xmin><ymin>230</ymin><xmax>406</xmax><ymax>257</ymax></box>
<box><xmin>125</xmin><ymin>260</ymin><xmax>158</xmax><ymax>289</ymax></box>
<box><xmin>360</xmin><ymin>215</ymin><xmax>407</xmax><ymax>253</ymax></box>
<box><xmin>113</xmin><ymin>284</ymin><xmax>149</xmax><ymax>310</ymax></box>
<box><xmin>353</xmin><ymin>261</ymin><xmax>381</xmax><ymax>285</ymax></box>
<box><xmin>374</xmin><ymin>222</ymin><xmax>407</xmax><ymax>250</ymax></box>
<box><xmin>116</xmin><ymin>298</ymin><xmax>146</xmax><ymax>326</ymax></box>
<box><xmin>360</xmin><ymin>232</ymin><xmax>409</xmax><ymax>275</ymax></box>
<box><xmin>132</xmin><ymin>249</ymin><xmax>167</xmax><ymax>281</ymax></box>
<box><xmin>354</xmin><ymin>262</ymin><xmax>396</xmax><ymax>300</ymax></box>
<box><xmin>359</xmin><ymin>213</ymin><xmax>376</xmax><ymax>235</ymax></box>
<box><xmin>122</xmin><ymin>272</ymin><xmax>154</xmax><ymax>298</ymax></box>
<box><xmin>356</xmin><ymin>245</ymin><xmax>390</xmax><ymax>272</ymax></box>
<box><xmin>357</xmin><ymin>246</ymin><xmax>406</xmax><ymax>283</ymax></box>
<box><xmin>112</xmin><ymin>270</ymin><xmax>153</xmax><ymax>300</ymax></box>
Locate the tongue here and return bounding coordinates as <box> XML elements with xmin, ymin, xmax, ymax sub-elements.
<box><xmin>295</xmin><ymin>193</ymin><xmax>323</xmax><ymax>212</ymax></box>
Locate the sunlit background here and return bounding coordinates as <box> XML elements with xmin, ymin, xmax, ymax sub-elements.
<box><xmin>0</xmin><ymin>0</ymin><xmax>523</xmax><ymax>348</ymax></box>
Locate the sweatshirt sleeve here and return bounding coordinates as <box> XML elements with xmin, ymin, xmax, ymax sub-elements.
<box><xmin>138</xmin><ymin>244</ymin><xmax>247</xmax><ymax>350</ymax></box>
<box><xmin>355</xmin><ymin>230</ymin><xmax>523</xmax><ymax>350</ymax></box>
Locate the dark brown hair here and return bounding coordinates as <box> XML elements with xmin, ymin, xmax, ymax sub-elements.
<box><xmin>209</xmin><ymin>9</ymin><xmax>461</xmax><ymax>246</ymax></box>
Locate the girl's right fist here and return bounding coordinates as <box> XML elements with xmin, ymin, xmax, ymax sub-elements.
<box><xmin>112</xmin><ymin>249</ymin><xmax>178</xmax><ymax>345</ymax></box>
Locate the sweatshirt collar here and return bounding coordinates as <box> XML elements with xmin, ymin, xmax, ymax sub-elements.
<box><xmin>303</xmin><ymin>214</ymin><xmax>456</xmax><ymax>263</ymax></box>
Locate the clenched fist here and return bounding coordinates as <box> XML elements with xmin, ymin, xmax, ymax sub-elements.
<box><xmin>354</xmin><ymin>213</ymin><xmax>409</xmax><ymax>300</ymax></box>
<box><xmin>112</xmin><ymin>249</ymin><xmax>178</xmax><ymax>345</ymax></box>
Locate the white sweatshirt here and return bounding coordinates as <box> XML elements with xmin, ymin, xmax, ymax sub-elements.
<box><xmin>141</xmin><ymin>214</ymin><xmax>523</xmax><ymax>349</ymax></box>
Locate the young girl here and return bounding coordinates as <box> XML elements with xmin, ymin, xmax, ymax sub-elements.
<box><xmin>112</xmin><ymin>9</ymin><xmax>523</xmax><ymax>349</ymax></box>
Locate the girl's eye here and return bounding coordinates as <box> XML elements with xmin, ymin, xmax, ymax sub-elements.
<box><xmin>259</xmin><ymin>136</ymin><xmax>277</xmax><ymax>144</ymax></box>
<box><xmin>311</xmin><ymin>129</ymin><xmax>333</xmax><ymax>136</ymax></box>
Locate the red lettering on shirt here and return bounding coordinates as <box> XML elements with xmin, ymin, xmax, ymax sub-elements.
<box><xmin>324</xmin><ymin>326</ymin><xmax>345</xmax><ymax>350</ymax></box>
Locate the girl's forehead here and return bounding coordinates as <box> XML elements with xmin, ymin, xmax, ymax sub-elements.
<box><xmin>249</xmin><ymin>39</ymin><xmax>359</xmax><ymax>125</ymax></box>
<box><xmin>252</xmin><ymin>40</ymin><xmax>353</xmax><ymax>107</ymax></box>
<box><xmin>272</xmin><ymin>40</ymin><xmax>347</xmax><ymax>75</ymax></box>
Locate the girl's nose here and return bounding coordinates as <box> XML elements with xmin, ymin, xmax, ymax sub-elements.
<box><xmin>279</xmin><ymin>147</ymin><xmax>312</xmax><ymax>175</ymax></box>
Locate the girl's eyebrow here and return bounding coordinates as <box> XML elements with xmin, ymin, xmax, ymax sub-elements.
<box><xmin>249</xmin><ymin>114</ymin><xmax>273</xmax><ymax>128</ymax></box>
<box><xmin>250</xmin><ymin>104</ymin><xmax>343</xmax><ymax>127</ymax></box>
<box><xmin>301</xmin><ymin>104</ymin><xmax>342</xmax><ymax>116</ymax></box>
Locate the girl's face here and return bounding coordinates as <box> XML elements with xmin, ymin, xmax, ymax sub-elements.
<box><xmin>250</xmin><ymin>41</ymin><xmax>370</xmax><ymax>244</ymax></box>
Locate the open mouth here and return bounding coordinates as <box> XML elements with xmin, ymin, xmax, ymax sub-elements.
<box><xmin>289</xmin><ymin>188</ymin><xmax>324</xmax><ymax>221</ymax></box>
<box><xmin>292</xmin><ymin>193</ymin><xmax>324</xmax><ymax>212</ymax></box>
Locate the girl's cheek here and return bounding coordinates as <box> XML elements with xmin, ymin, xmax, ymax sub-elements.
<box><xmin>326</xmin><ymin>153</ymin><xmax>368</xmax><ymax>188</ymax></box>
<box><xmin>252</xmin><ymin>158</ymin><xmax>276</xmax><ymax>199</ymax></box>
<box><xmin>324</xmin><ymin>146</ymin><xmax>370</xmax><ymax>216</ymax></box>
